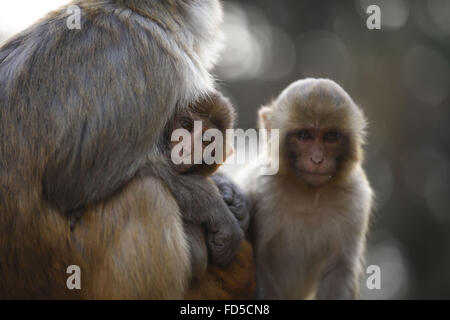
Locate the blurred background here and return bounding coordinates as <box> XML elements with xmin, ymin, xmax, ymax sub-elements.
<box><xmin>1</xmin><ymin>0</ymin><xmax>449</xmax><ymax>299</ymax></box>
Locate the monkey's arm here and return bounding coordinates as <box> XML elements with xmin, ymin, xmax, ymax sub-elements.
<box><xmin>143</xmin><ymin>160</ymin><xmax>243</xmax><ymax>267</ymax></box>
<box><xmin>183</xmin><ymin>222</ymin><xmax>208</xmax><ymax>280</ymax></box>
<box><xmin>315</xmin><ymin>249</ymin><xmax>362</xmax><ymax>300</ymax></box>
<box><xmin>316</xmin><ymin>178</ymin><xmax>372</xmax><ymax>300</ymax></box>
<box><xmin>211</xmin><ymin>172</ymin><xmax>251</xmax><ymax>232</ymax></box>
<box><xmin>255</xmin><ymin>262</ymin><xmax>283</xmax><ymax>299</ymax></box>
<box><xmin>184</xmin><ymin>172</ymin><xmax>251</xmax><ymax>281</ymax></box>
<box><xmin>315</xmin><ymin>257</ymin><xmax>359</xmax><ymax>300</ymax></box>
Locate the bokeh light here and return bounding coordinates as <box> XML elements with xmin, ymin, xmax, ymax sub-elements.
<box><xmin>427</xmin><ymin>0</ymin><xmax>450</xmax><ymax>35</ymax></box>
<box><xmin>217</xmin><ymin>2</ymin><xmax>296</xmax><ymax>81</ymax></box>
<box><xmin>358</xmin><ymin>0</ymin><xmax>410</xmax><ymax>29</ymax></box>
<box><xmin>361</xmin><ymin>230</ymin><xmax>410</xmax><ymax>299</ymax></box>
<box><xmin>403</xmin><ymin>45</ymin><xmax>450</xmax><ymax>106</ymax></box>
<box><xmin>1</xmin><ymin>0</ymin><xmax>450</xmax><ymax>299</ymax></box>
<box><xmin>295</xmin><ymin>30</ymin><xmax>355</xmax><ymax>87</ymax></box>
<box><xmin>414</xmin><ymin>0</ymin><xmax>450</xmax><ymax>40</ymax></box>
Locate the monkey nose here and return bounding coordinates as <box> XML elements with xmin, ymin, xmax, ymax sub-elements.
<box><xmin>311</xmin><ymin>156</ymin><xmax>324</xmax><ymax>165</ymax></box>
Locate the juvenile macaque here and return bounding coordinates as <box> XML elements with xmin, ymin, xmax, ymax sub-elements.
<box><xmin>162</xmin><ymin>92</ymin><xmax>250</xmax><ymax>279</ymax></box>
<box><xmin>242</xmin><ymin>78</ymin><xmax>373</xmax><ymax>299</ymax></box>
<box><xmin>141</xmin><ymin>91</ymin><xmax>244</xmax><ymax>267</ymax></box>
<box><xmin>0</xmin><ymin>0</ymin><xmax>248</xmax><ymax>298</ymax></box>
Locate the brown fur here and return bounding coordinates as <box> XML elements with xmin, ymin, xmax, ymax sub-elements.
<box><xmin>240</xmin><ymin>78</ymin><xmax>373</xmax><ymax>299</ymax></box>
<box><xmin>0</xmin><ymin>0</ymin><xmax>252</xmax><ymax>299</ymax></box>
<box><xmin>185</xmin><ymin>240</ymin><xmax>255</xmax><ymax>300</ymax></box>
<box><xmin>0</xmin><ymin>176</ymin><xmax>191</xmax><ymax>299</ymax></box>
<box><xmin>170</xmin><ymin>93</ymin><xmax>254</xmax><ymax>295</ymax></box>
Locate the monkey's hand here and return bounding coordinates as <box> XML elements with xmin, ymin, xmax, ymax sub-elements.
<box><xmin>205</xmin><ymin>197</ymin><xmax>244</xmax><ymax>267</ymax></box>
<box><xmin>143</xmin><ymin>160</ymin><xmax>244</xmax><ymax>267</ymax></box>
<box><xmin>211</xmin><ymin>173</ymin><xmax>251</xmax><ymax>233</ymax></box>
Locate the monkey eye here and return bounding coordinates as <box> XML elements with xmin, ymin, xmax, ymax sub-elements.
<box><xmin>203</xmin><ymin>135</ymin><xmax>215</xmax><ymax>146</ymax></box>
<box><xmin>323</xmin><ymin>131</ymin><xmax>341</xmax><ymax>142</ymax></box>
<box><xmin>180</xmin><ymin>117</ymin><xmax>193</xmax><ymax>131</ymax></box>
<box><xmin>295</xmin><ymin>129</ymin><xmax>313</xmax><ymax>141</ymax></box>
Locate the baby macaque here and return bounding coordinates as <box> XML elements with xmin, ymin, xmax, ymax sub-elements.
<box><xmin>164</xmin><ymin>92</ymin><xmax>250</xmax><ymax>279</ymax></box>
<box><xmin>242</xmin><ymin>78</ymin><xmax>373</xmax><ymax>299</ymax></box>
<box><xmin>168</xmin><ymin>111</ymin><xmax>231</xmax><ymax>175</ymax></box>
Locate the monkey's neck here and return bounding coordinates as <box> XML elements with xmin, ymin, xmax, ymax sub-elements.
<box><xmin>274</xmin><ymin>168</ymin><xmax>350</xmax><ymax>201</ymax></box>
<box><xmin>312</xmin><ymin>191</ymin><xmax>321</xmax><ymax>207</ymax></box>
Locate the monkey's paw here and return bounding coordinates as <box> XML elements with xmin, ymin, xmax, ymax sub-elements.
<box><xmin>206</xmin><ymin>214</ymin><xmax>244</xmax><ymax>267</ymax></box>
<box><xmin>212</xmin><ymin>173</ymin><xmax>251</xmax><ymax>232</ymax></box>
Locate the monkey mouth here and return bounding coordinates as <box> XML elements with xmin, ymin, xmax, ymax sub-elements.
<box><xmin>298</xmin><ymin>171</ymin><xmax>334</xmax><ymax>186</ymax></box>
<box><xmin>298</xmin><ymin>170</ymin><xmax>333</xmax><ymax>177</ymax></box>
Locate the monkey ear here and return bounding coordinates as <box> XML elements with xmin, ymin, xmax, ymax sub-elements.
<box><xmin>258</xmin><ymin>106</ymin><xmax>273</xmax><ymax>129</ymax></box>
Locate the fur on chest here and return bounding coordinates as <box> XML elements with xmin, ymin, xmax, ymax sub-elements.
<box><xmin>265</xmin><ymin>189</ymin><xmax>360</xmax><ymax>258</ymax></box>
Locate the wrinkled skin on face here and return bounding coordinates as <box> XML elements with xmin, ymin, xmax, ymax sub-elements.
<box><xmin>286</xmin><ymin>127</ymin><xmax>346</xmax><ymax>186</ymax></box>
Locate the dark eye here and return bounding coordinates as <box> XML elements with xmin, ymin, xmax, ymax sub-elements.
<box><xmin>323</xmin><ymin>131</ymin><xmax>340</xmax><ymax>142</ymax></box>
<box><xmin>180</xmin><ymin>117</ymin><xmax>193</xmax><ymax>131</ymax></box>
<box><xmin>295</xmin><ymin>129</ymin><xmax>312</xmax><ymax>140</ymax></box>
<box><xmin>203</xmin><ymin>135</ymin><xmax>215</xmax><ymax>146</ymax></box>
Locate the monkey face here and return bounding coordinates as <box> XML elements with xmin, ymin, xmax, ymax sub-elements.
<box><xmin>168</xmin><ymin>114</ymin><xmax>228</xmax><ymax>175</ymax></box>
<box><xmin>260</xmin><ymin>79</ymin><xmax>365</xmax><ymax>187</ymax></box>
<box><xmin>286</xmin><ymin>127</ymin><xmax>346</xmax><ymax>186</ymax></box>
<box><xmin>167</xmin><ymin>92</ymin><xmax>235</xmax><ymax>175</ymax></box>
<box><xmin>168</xmin><ymin>115</ymin><xmax>211</xmax><ymax>173</ymax></box>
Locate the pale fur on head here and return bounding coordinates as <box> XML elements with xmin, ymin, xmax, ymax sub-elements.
<box><xmin>258</xmin><ymin>78</ymin><xmax>368</xmax><ymax>186</ymax></box>
<box><xmin>245</xmin><ymin>78</ymin><xmax>373</xmax><ymax>299</ymax></box>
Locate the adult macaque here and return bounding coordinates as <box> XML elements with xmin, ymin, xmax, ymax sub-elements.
<box><xmin>242</xmin><ymin>78</ymin><xmax>373</xmax><ymax>299</ymax></box>
<box><xmin>0</xmin><ymin>0</ymin><xmax>249</xmax><ymax>299</ymax></box>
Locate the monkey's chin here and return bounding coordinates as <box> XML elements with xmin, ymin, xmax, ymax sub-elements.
<box><xmin>299</xmin><ymin>172</ymin><xmax>333</xmax><ymax>187</ymax></box>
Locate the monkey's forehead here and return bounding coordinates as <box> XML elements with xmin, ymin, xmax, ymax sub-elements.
<box><xmin>274</xmin><ymin>79</ymin><xmax>364</xmax><ymax>128</ymax></box>
<box><xmin>279</xmin><ymin>94</ymin><xmax>354</xmax><ymax>124</ymax></box>
<box><xmin>282</xmin><ymin>77</ymin><xmax>346</xmax><ymax>93</ymax></box>
<box><xmin>279</xmin><ymin>79</ymin><xmax>351</xmax><ymax>106</ymax></box>
<box><xmin>273</xmin><ymin>100</ymin><xmax>365</xmax><ymax>141</ymax></box>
